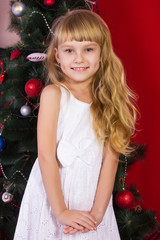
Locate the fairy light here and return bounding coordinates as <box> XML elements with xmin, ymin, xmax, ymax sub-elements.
<box><xmin>0</xmin><ymin>161</ymin><xmax>8</xmax><ymax>180</ymax></box>
<box><xmin>122</xmin><ymin>156</ymin><xmax>127</xmax><ymax>190</ymax></box>
<box><xmin>0</xmin><ymin>161</ymin><xmax>27</xmax><ymax>182</ymax></box>
<box><xmin>11</xmin><ymin>170</ymin><xmax>27</xmax><ymax>182</ymax></box>
<box><xmin>31</xmin><ymin>11</ymin><xmax>54</xmax><ymax>35</ymax></box>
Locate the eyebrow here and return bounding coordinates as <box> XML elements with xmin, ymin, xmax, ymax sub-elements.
<box><xmin>60</xmin><ymin>43</ymin><xmax>98</xmax><ymax>48</ymax></box>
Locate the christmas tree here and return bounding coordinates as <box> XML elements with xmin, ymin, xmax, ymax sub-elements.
<box><xmin>0</xmin><ymin>1</ymin><xmax>159</xmax><ymax>239</ymax></box>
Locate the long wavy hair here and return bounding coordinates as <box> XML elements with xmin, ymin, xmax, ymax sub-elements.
<box><xmin>46</xmin><ymin>9</ymin><xmax>138</xmax><ymax>156</ymax></box>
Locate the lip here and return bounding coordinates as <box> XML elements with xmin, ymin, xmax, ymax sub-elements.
<box><xmin>71</xmin><ymin>67</ymin><xmax>89</xmax><ymax>72</ymax></box>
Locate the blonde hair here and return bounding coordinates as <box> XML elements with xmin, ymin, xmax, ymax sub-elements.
<box><xmin>46</xmin><ymin>9</ymin><xmax>138</xmax><ymax>156</ymax></box>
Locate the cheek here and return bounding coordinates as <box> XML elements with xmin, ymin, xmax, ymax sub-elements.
<box><xmin>59</xmin><ymin>60</ymin><xmax>70</xmax><ymax>74</ymax></box>
<box><xmin>92</xmin><ymin>53</ymin><xmax>101</xmax><ymax>68</ymax></box>
<box><xmin>94</xmin><ymin>60</ymin><xmax>100</xmax><ymax>71</ymax></box>
<box><xmin>59</xmin><ymin>57</ymin><xmax>67</xmax><ymax>67</ymax></box>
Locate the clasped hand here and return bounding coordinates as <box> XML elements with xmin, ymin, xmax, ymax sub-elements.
<box><xmin>57</xmin><ymin>209</ymin><xmax>102</xmax><ymax>235</ymax></box>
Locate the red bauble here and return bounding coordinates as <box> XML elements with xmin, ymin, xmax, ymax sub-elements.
<box><xmin>25</xmin><ymin>79</ymin><xmax>43</xmax><ymax>98</ymax></box>
<box><xmin>0</xmin><ymin>72</ymin><xmax>6</xmax><ymax>84</ymax></box>
<box><xmin>115</xmin><ymin>190</ymin><xmax>134</xmax><ymax>209</ymax></box>
<box><xmin>44</xmin><ymin>0</ymin><xmax>55</xmax><ymax>7</ymax></box>
<box><xmin>10</xmin><ymin>49</ymin><xmax>21</xmax><ymax>60</ymax></box>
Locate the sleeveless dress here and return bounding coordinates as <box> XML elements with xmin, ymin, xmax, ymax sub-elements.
<box><xmin>14</xmin><ymin>85</ymin><xmax>120</xmax><ymax>240</ymax></box>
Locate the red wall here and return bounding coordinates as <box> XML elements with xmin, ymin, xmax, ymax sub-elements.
<box><xmin>98</xmin><ymin>0</ymin><xmax>160</xmax><ymax>220</ymax></box>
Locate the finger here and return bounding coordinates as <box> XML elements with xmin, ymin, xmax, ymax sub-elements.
<box><xmin>70</xmin><ymin>223</ymin><xmax>84</xmax><ymax>231</ymax></box>
<box><xmin>63</xmin><ymin>225</ymin><xmax>70</xmax><ymax>229</ymax></box>
<box><xmin>81</xmin><ymin>228</ymin><xmax>90</xmax><ymax>233</ymax></box>
<box><xmin>81</xmin><ymin>212</ymin><xmax>97</xmax><ymax>225</ymax></box>
<box><xmin>63</xmin><ymin>227</ymin><xmax>74</xmax><ymax>234</ymax></box>
<box><xmin>78</xmin><ymin>215</ymin><xmax>97</xmax><ymax>228</ymax></box>
<box><xmin>69</xmin><ymin>229</ymin><xmax>78</xmax><ymax>235</ymax></box>
<box><xmin>76</xmin><ymin>219</ymin><xmax>96</xmax><ymax>231</ymax></box>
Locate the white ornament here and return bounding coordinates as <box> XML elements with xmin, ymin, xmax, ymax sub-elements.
<box><xmin>20</xmin><ymin>105</ymin><xmax>32</xmax><ymax>116</ymax></box>
<box><xmin>12</xmin><ymin>2</ymin><xmax>26</xmax><ymax>17</ymax></box>
<box><xmin>2</xmin><ymin>192</ymin><xmax>13</xmax><ymax>203</ymax></box>
<box><xmin>26</xmin><ymin>53</ymin><xmax>47</xmax><ymax>62</ymax></box>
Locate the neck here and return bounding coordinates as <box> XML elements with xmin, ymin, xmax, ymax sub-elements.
<box><xmin>62</xmin><ymin>80</ymin><xmax>92</xmax><ymax>103</ymax></box>
<box><xmin>63</xmin><ymin>80</ymin><xmax>91</xmax><ymax>94</ymax></box>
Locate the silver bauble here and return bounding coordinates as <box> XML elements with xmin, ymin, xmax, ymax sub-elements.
<box><xmin>2</xmin><ymin>192</ymin><xmax>13</xmax><ymax>203</ymax></box>
<box><xmin>12</xmin><ymin>2</ymin><xmax>26</xmax><ymax>17</ymax></box>
<box><xmin>20</xmin><ymin>105</ymin><xmax>32</xmax><ymax>116</ymax></box>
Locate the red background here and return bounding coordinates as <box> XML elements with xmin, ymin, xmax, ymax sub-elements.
<box><xmin>98</xmin><ymin>0</ymin><xmax>160</xmax><ymax>221</ymax></box>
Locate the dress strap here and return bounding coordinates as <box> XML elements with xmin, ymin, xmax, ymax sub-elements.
<box><xmin>59</xmin><ymin>84</ymin><xmax>70</xmax><ymax>109</ymax></box>
<box><xmin>55</xmin><ymin>84</ymin><xmax>70</xmax><ymax>141</ymax></box>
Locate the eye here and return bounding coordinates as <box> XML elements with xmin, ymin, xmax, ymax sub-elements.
<box><xmin>65</xmin><ymin>49</ymin><xmax>73</xmax><ymax>53</ymax></box>
<box><xmin>85</xmin><ymin>48</ymin><xmax>94</xmax><ymax>52</ymax></box>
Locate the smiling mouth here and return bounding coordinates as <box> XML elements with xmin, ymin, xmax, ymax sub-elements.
<box><xmin>71</xmin><ymin>67</ymin><xmax>89</xmax><ymax>71</ymax></box>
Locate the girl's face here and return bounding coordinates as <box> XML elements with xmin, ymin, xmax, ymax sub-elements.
<box><xmin>54</xmin><ymin>40</ymin><xmax>101</xmax><ymax>84</ymax></box>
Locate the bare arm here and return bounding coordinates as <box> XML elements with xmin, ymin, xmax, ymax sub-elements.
<box><xmin>90</xmin><ymin>144</ymin><xmax>119</xmax><ymax>223</ymax></box>
<box><xmin>37</xmin><ymin>85</ymin><xmax>66</xmax><ymax>218</ymax></box>
<box><xmin>37</xmin><ymin>85</ymin><xmax>97</xmax><ymax>231</ymax></box>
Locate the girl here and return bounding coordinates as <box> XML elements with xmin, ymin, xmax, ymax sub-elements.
<box><xmin>14</xmin><ymin>9</ymin><xmax>137</xmax><ymax>239</ymax></box>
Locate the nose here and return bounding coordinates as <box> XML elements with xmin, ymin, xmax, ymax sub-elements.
<box><xmin>74</xmin><ymin>51</ymin><xmax>84</xmax><ymax>63</ymax></box>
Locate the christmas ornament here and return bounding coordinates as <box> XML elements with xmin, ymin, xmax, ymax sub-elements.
<box><xmin>0</xmin><ymin>71</ymin><xmax>6</xmax><ymax>84</ymax></box>
<box><xmin>44</xmin><ymin>0</ymin><xmax>55</xmax><ymax>7</ymax></box>
<box><xmin>12</xmin><ymin>1</ymin><xmax>26</xmax><ymax>17</ymax></box>
<box><xmin>0</xmin><ymin>136</ymin><xmax>6</xmax><ymax>152</ymax></box>
<box><xmin>2</xmin><ymin>182</ymin><xmax>13</xmax><ymax>203</ymax></box>
<box><xmin>26</xmin><ymin>53</ymin><xmax>47</xmax><ymax>62</ymax></box>
<box><xmin>134</xmin><ymin>205</ymin><xmax>142</xmax><ymax>213</ymax></box>
<box><xmin>10</xmin><ymin>49</ymin><xmax>21</xmax><ymax>60</ymax></box>
<box><xmin>115</xmin><ymin>156</ymin><xmax>134</xmax><ymax>208</ymax></box>
<box><xmin>0</xmin><ymin>59</ymin><xmax>4</xmax><ymax>71</ymax></box>
<box><xmin>115</xmin><ymin>189</ymin><xmax>134</xmax><ymax>209</ymax></box>
<box><xmin>20</xmin><ymin>104</ymin><xmax>32</xmax><ymax>116</ymax></box>
<box><xmin>25</xmin><ymin>79</ymin><xmax>43</xmax><ymax>98</ymax></box>
<box><xmin>2</xmin><ymin>192</ymin><xmax>13</xmax><ymax>203</ymax></box>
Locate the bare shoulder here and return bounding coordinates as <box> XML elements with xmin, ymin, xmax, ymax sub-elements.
<box><xmin>38</xmin><ymin>84</ymin><xmax>61</xmax><ymax>129</ymax></box>
<box><xmin>40</xmin><ymin>84</ymin><xmax>61</xmax><ymax>102</ymax></box>
<box><xmin>38</xmin><ymin>84</ymin><xmax>61</xmax><ymax>116</ymax></box>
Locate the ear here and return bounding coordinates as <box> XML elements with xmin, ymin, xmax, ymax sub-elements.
<box><xmin>54</xmin><ymin>48</ymin><xmax>60</xmax><ymax>63</ymax></box>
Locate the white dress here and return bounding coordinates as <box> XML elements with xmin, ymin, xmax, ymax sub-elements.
<box><xmin>14</xmin><ymin>85</ymin><xmax>120</xmax><ymax>240</ymax></box>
